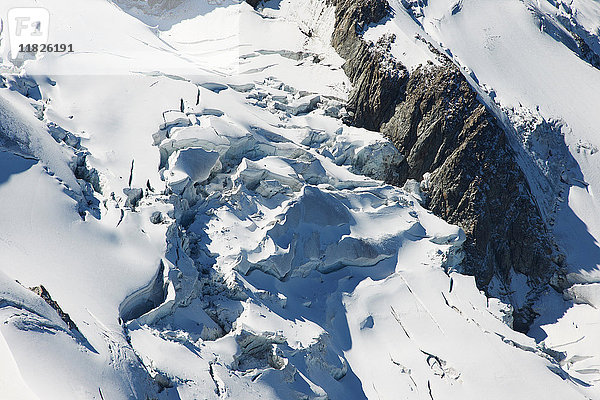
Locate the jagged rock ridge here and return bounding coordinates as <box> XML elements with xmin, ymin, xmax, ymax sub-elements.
<box><xmin>323</xmin><ymin>0</ymin><xmax>562</xmax><ymax>331</ymax></box>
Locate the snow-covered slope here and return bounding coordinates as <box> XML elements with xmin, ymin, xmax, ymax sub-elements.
<box><xmin>0</xmin><ymin>0</ymin><xmax>598</xmax><ymax>398</ymax></box>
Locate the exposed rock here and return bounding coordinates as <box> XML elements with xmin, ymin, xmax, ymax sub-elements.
<box><xmin>327</xmin><ymin>0</ymin><xmax>561</xmax><ymax>331</ymax></box>
<box><xmin>573</xmin><ymin>33</ymin><xmax>600</xmax><ymax>70</ymax></box>
<box><xmin>30</xmin><ymin>285</ymin><xmax>79</xmax><ymax>332</ymax></box>
<box><xmin>551</xmin><ymin>11</ymin><xmax>600</xmax><ymax>71</ymax></box>
<box><xmin>327</xmin><ymin>0</ymin><xmax>408</xmax><ymax>131</ymax></box>
<box><xmin>382</xmin><ymin>65</ymin><xmax>557</xmax><ymax>295</ymax></box>
<box><xmin>246</xmin><ymin>0</ymin><xmax>261</xmax><ymax>8</ymax></box>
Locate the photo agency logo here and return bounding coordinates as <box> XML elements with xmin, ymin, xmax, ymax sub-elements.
<box><xmin>8</xmin><ymin>8</ymin><xmax>50</xmax><ymax>59</ymax></box>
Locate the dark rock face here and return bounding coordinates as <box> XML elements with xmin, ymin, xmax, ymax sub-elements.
<box><xmin>327</xmin><ymin>0</ymin><xmax>560</xmax><ymax>331</ymax></box>
<box><xmin>383</xmin><ymin>66</ymin><xmax>556</xmax><ymax>288</ymax></box>
<box><xmin>573</xmin><ymin>33</ymin><xmax>600</xmax><ymax>70</ymax></box>
<box><xmin>328</xmin><ymin>0</ymin><xmax>408</xmax><ymax>131</ymax></box>
<box><xmin>246</xmin><ymin>0</ymin><xmax>261</xmax><ymax>8</ymax></box>
<box><xmin>30</xmin><ymin>285</ymin><xmax>79</xmax><ymax>332</ymax></box>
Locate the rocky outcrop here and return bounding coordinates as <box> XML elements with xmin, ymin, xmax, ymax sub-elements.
<box><xmin>328</xmin><ymin>0</ymin><xmax>408</xmax><ymax>131</ymax></box>
<box><xmin>382</xmin><ymin>65</ymin><xmax>558</xmax><ymax>294</ymax></box>
<box><xmin>30</xmin><ymin>285</ymin><xmax>79</xmax><ymax>332</ymax></box>
<box><xmin>573</xmin><ymin>33</ymin><xmax>600</xmax><ymax>70</ymax></box>
<box><xmin>246</xmin><ymin>0</ymin><xmax>261</xmax><ymax>7</ymax></box>
<box><xmin>327</xmin><ymin>0</ymin><xmax>561</xmax><ymax>331</ymax></box>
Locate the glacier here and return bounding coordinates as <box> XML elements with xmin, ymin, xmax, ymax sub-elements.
<box><xmin>0</xmin><ymin>0</ymin><xmax>599</xmax><ymax>399</ymax></box>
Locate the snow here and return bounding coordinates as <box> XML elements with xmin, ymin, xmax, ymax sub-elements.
<box><xmin>343</xmin><ymin>264</ymin><xmax>583</xmax><ymax>400</ymax></box>
<box><xmin>165</xmin><ymin>147</ymin><xmax>221</xmax><ymax>193</ymax></box>
<box><xmin>0</xmin><ymin>0</ymin><xmax>599</xmax><ymax>398</ymax></box>
<box><xmin>363</xmin><ymin>0</ymin><xmax>440</xmax><ymax>69</ymax></box>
